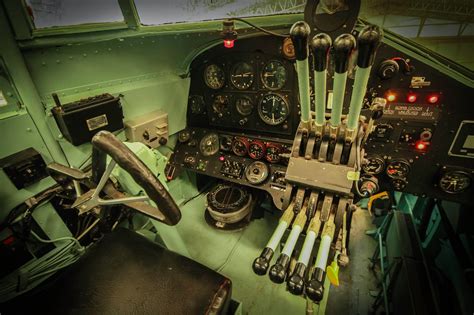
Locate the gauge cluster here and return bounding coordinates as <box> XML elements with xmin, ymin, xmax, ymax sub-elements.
<box><xmin>188</xmin><ymin>46</ymin><xmax>298</xmax><ymax>138</ymax></box>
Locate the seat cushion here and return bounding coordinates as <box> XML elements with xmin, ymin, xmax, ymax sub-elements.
<box><xmin>2</xmin><ymin>228</ymin><xmax>231</xmax><ymax>315</ymax></box>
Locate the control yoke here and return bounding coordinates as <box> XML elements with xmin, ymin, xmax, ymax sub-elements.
<box><xmin>47</xmin><ymin>130</ymin><xmax>182</xmax><ymax>226</ymax></box>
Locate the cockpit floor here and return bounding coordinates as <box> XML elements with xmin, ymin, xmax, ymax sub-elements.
<box><xmin>171</xmin><ymin>194</ymin><xmax>377</xmax><ymax>315</ymax></box>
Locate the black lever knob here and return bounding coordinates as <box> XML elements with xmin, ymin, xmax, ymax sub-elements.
<box><xmin>310</xmin><ymin>33</ymin><xmax>332</xmax><ymax>72</ymax></box>
<box><xmin>306</xmin><ymin>267</ymin><xmax>326</xmax><ymax>302</ymax></box>
<box><xmin>290</xmin><ymin>21</ymin><xmax>311</xmax><ymax>61</ymax></box>
<box><xmin>287</xmin><ymin>262</ymin><xmax>307</xmax><ymax>295</ymax></box>
<box><xmin>252</xmin><ymin>247</ymin><xmax>274</xmax><ymax>275</ymax></box>
<box><xmin>356</xmin><ymin>25</ymin><xmax>382</xmax><ymax>68</ymax></box>
<box><xmin>269</xmin><ymin>254</ymin><xmax>290</xmax><ymax>283</ymax></box>
<box><xmin>333</xmin><ymin>34</ymin><xmax>356</xmax><ymax>74</ymax></box>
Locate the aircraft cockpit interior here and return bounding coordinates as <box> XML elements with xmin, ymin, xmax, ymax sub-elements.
<box><xmin>0</xmin><ymin>0</ymin><xmax>473</xmax><ymax>314</ymax></box>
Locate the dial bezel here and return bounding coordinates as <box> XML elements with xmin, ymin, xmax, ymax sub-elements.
<box><xmin>248</xmin><ymin>141</ymin><xmax>266</xmax><ymax>160</ymax></box>
<box><xmin>203</xmin><ymin>64</ymin><xmax>225</xmax><ymax>90</ymax></box>
<box><xmin>258</xmin><ymin>93</ymin><xmax>290</xmax><ymax>126</ymax></box>
<box><xmin>232</xmin><ymin>137</ymin><xmax>249</xmax><ymax>157</ymax></box>
<box><xmin>261</xmin><ymin>60</ymin><xmax>287</xmax><ymax>90</ymax></box>
<box><xmin>439</xmin><ymin>170</ymin><xmax>471</xmax><ymax>194</ymax></box>
<box><xmin>230</xmin><ymin>62</ymin><xmax>255</xmax><ymax>90</ymax></box>
<box><xmin>199</xmin><ymin>133</ymin><xmax>220</xmax><ymax>157</ymax></box>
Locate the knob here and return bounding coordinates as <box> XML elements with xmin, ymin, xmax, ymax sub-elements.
<box><xmin>356</xmin><ymin>25</ymin><xmax>383</xmax><ymax>68</ymax></box>
<box><xmin>306</xmin><ymin>268</ymin><xmax>325</xmax><ymax>302</ymax></box>
<box><xmin>290</xmin><ymin>21</ymin><xmax>311</xmax><ymax>61</ymax></box>
<box><xmin>287</xmin><ymin>262</ymin><xmax>306</xmax><ymax>295</ymax></box>
<box><xmin>377</xmin><ymin>59</ymin><xmax>399</xmax><ymax>79</ymax></box>
<box><xmin>310</xmin><ymin>33</ymin><xmax>332</xmax><ymax>72</ymax></box>
<box><xmin>333</xmin><ymin>34</ymin><xmax>356</xmax><ymax>73</ymax></box>
<box><xmin>252</xmin><ymin>247</ymin><xmax>274</xmax><ymax>275</ymax></box>
<box><xmin>269</xmin><ymin>254</ymin><xmax>290</xmax><ymax>283</ymax></box>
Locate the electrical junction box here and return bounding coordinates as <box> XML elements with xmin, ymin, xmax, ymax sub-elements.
<box><xmin>0</xmin><ymin>148</ymin><xmax>48</xmax><ymax>189</ymax></box>
<box><xmin>124</xmin><ymin>110</ymin><xmax>168</xmax><ymax>148</ymax></box>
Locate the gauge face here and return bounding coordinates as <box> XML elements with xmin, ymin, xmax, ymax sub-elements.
<box><xmin>439</xmin><ymin>171</ymin><xmax>471</xmax><ymax>194</ymax></box>
<box><xmin>258</xmin><ymin>94</ymin><xmax>289</xmax><ymax>125</ymax></box>
<box><xmin>265</xmin><ymin>144</ymin><xmax>281</xmax><ymax>163</ymax></box>
<box><xmin>232</xmin><ymin>138</ymin><xmax>249</xmax><ymax>157</ymax></box>
<box><xmin>220</xmin><ymin>135</ymin><xmax>233</xmax><ymax>151</ymax></box>
<box><xmin>178</xmin><ymin>129</ymin><xmax>191</xmax><ymax>143</ymax></box>
<box><xmin>248</xmin><ymin>141</ymin><xmax>266</xmax><ymax>160</ymax></box>
<box><xmin>245</xmin><ymin>161</ymin><xmax>269</xmax><ymax>185</ymax></box>
<box><xmin>261</xmin><ymin>60</ymin><xmax>287</xmax><ymax>90</ymax></box>
<box><xmin>199</xmin><ymin>133</ymin><xmax>220</xmax><ymax>156</ymax></box>
<box><xmin>188</xmin><ymin>95</ymin><xmax>204</xmax><ymax>114</ymax></box>
<box><xmin>212</xmin><ymin>95</ymin><xmax>229</xmax><ymax>116</ymax></box>
<box><xmin>235</xmin><ymin>96</ymin><xmax>253</xmax><ymax>116</ymax></box>
<box><xmin>204</xmin><ymin>64</ymin><xmax>225</xmax><ymax>89</ymax></box>
<box><xmin>362</xmin><ymin>156</ymin><xmax>385</xmax><ymax>175</ymax></box>
<box><xmin>230</xmin><ymin>62</ymin><xmax>254</xmax><ymax>90</ymax></box>
<box><xmin>386</xmin><ymin>160</ymin><xmax>411</xmax><ymax>178</ymax></box>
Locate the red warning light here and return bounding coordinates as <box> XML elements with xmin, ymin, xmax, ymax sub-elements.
<box><xmin>407</xmin><ymin>93</ymin><xmax>417</xmax><ymax>103</ymax></box>
<box><xmin>386</xmin><ymin>93</ymin><xmax>396</xmax><ymax>102</ymax></box>
<box><xmin>224</xmin><ymin>39</ymin><xmax>235</xmax><ymax>48</ymax></box>
<box><xmin>219</xmin><ymin>156</ymin><xmax>225</xmax><ymax>162</ymax></box>
<box><xmin>427</xmin><ymin>94</ymin><xmax>439</xmax><ymax>104</ymax></box>
<box><xmin>415</xmin><ymin>140</ymin><xmax>428</xmax><ymax>150</ymax></box>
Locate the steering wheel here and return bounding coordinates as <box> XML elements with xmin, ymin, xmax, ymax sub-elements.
<box><xmin>48</xmin><ymin>131</ymin><xmax>181</xmax><ymax>226</ymax></box>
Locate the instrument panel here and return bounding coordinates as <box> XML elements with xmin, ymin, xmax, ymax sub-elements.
<box><xmin>171</xmin><ymin>34</ymin><xmax>474</xmax><ymax>206</ymax></box>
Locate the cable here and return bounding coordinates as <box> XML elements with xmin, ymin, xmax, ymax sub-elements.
<box><xmin>77</xmin><ymin>218</ymin><xmax>100</xmax><ymax>240</ymax></box>
<box><xmin>31</xmin><ymin>230</ymin><xmax>82</xmax><ymax>249</ymax></box>
<box><xmin>228</xmin><ymin>17</ymin><xmax>289</xmax><ymax>38</ymax></box>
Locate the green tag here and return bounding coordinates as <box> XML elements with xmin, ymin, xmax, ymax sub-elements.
<box><xmin>347</xmin><ymin>171</ymin><xmax>360</xmax><ymax>181</ymax></box>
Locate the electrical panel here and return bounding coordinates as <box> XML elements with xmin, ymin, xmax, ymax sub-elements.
<box><xmin>124</xmin><ymin>110</ymin><xmax>168</xmax><ymax>148</ymax></box>
<box><xmin>0</xmin><ymin>148</ymin><xmax>48</xmax><ymax>189</ymax></box>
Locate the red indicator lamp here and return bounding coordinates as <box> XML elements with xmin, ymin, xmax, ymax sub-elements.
<box><xmin>407</xmin><ymin>93</ymin><xmax>417</xmax><ymax>103</ymax></box>
<box><xmin>386</xmin><ymin>92</ymin><xmax>396</xmax><ymax>102</ymax></box>
<box><xmin>428</xmin><ymin>94</ymin><xmax>439</xmax><ymax>104</ymax></box>
<box><xmin>222</xmin><ymin>19</ymin><xmax>237</xmax><ymax>49</ymax></box>
<box><xmin>415</xmin><ymin>140</ymin><xmax>429</xmax><ymax>151</ymax></box>
<box><xmin>219</xmin><ymin>156</ymin><xmax>225</xmax><ymax>162</ymax></box>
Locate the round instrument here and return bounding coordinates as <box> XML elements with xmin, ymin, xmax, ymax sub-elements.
<box><xmin>362</xmin><ymin>156</ymin><xmax>385</xmax><ymax>175</ymax></box>
<box><xmin>439</xmin><ymin>170</ymin><xmax>471</xmax><ymax>194</ymax></box>
<box><xmin>204</xmin><ymin>64</ymin><xmax>225</xmax><ymax>89</ymax></box>
<box><xmin>232</xmin><ymin>137</ymin><xmax>249</xmax><ymax>156</ymax></box>
<box><xmin>258</xmin><ymin>93</ymin><xmax>289</xmax><ymax>125</ymax></box>
<box><xmin>199</xmin><ymin>133</ymin><xmax>219</xmax><ymax>156</ymax></box>
<box><xmin>265</xmin><ymin>144</ymin><xmax>281</xmax><ymax>163</ymax></box>
<box><xmin>212</xmin><ymin>95</ymin><xmax>229</xmax><ymax>116</ymax></box>
<box><xmin>188</xmin><ymin>95</ymin><xmax>205</xmax><ymax>114</ymax></box>
<box><xmin>178</xmin><ymin>129</ymin><xmax>191</xmax><ymax>143</ymax></box>
<box><xmin>386</xmin><ymin>159</ymin><xmax>410</xmax><ymax>178</ymax></box>
<box><xmin>391</xmin><ymin>178</ymin><xmax>407</xmax><ymax>190</ymax></box>
<box><xmin>219</xmin><ymin>135</ymin><xmax>233</xmax><ymax>151</ymax></box>
<box><xmin>245</xmin><ymin>161</ymin><xmax>270</xmax><ymax>185</ymax></box>
<box><xmin>248</xmin><ymin>141</ymin><xmax>266</xmax><ymax>160</ymax></box>
<box><xmin>235</xmin><ymin>96</ymin><xmax>254</xmax><ymax>116</ymax></box>
<box><xmin>261</xmin><ymin>60</ymin><xmax>287</xmax><ymax>90</ymax></box>
<box><xmin>230</xmin><ymin>62</ymin><xmax>254</xmax><ymax>90</ymax></box>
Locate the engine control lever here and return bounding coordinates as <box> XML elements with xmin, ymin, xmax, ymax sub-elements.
<box><xmin>306</xmin><ymin>213</ymin><xmax>335</xmax><ymax>302</ymax></box>
<box><xmin>287</xmin><ymin>207</ymin><xmax>321</xmax><ymax>295</ymax></box>
<box><xmin>269</xmin><ymin>203</ymin><xmax>308</xmax><ymax>283</ymax></box>
<box><xmin>252</xmin><ymin>202</ymin><xmax>295</xmax><ymax>275</ymax></box>
<box><xmin>290</xmin><ymin>21</ymin><xmax>312</xmax><ymax>131</ymax></box>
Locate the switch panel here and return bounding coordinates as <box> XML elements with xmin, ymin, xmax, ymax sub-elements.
<box><xmin>124</xmin><ymin>110</ymin><xmax>168</xmax><ymax>148</ymax></box>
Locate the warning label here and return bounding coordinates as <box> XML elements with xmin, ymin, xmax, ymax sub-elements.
<box><xmin>383</xmin><ymin>103</ymin><xmax>439</xmax><ymax>121</ymax></box>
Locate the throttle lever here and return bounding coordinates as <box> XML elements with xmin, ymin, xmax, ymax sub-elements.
<box><xmin>252</xmin><ymin>203</ymin><xmax>295</xmax><ymax>275</ymax></box>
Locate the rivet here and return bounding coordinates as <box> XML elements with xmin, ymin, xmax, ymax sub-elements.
<box><xmin>58</xmin><ymin>134</ymin><xmax>63</xmax><ymax>139</ymax></box>
<box><xmin>41</xmin><ymin>62</ymin><xmax>46</xmax><ymax>66</ymax></box>
<box><xmin>26</xmin><ymin>128</ymin><xmax>32</xmax><ymax>132</ymax></box>
<box><xmin>56</xmin><ymin>59</ymin><xmax>60</xmax><ymax>63</ymax></box>
<box><xmin>47</xmin><ymin>112</ymin><xmax>52</xmax><ymax>117</ymax></box>
<box><xmin>95</xmin><ymin>50</ymin><xmax>99</xmax><ymax>54</ymax></box>
<box><xmin>68</xmin><ymin>56</ymin><xmax>73</xmax><ymax>59</ymax></box>
<box><xmin>108</xmin><ymin>48</ymin><xmax>112</xmax><ymax>51</ymax></box>
<box><xmin>83</xmin><ymin>53</ymin><xmax>87</xmax><ymax>57</ymax></box>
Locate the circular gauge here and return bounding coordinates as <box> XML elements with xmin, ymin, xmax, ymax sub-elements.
<box><xmin>204</xmin><ymin>64</ymin><xmax>225</xmax><ymax>89</ymax></box>
<box><xmin>178</xmin><ymin>129</ymin><xmax>191</xmax><ymax>143</ymax></box>
<box><xmin>245</xmin><ymin>161</ymin><xmax>269</xmax><ymax>185</ymax></box>
<box><xmin>282</xmin><ymin>37</ymin><xmax>295</xmax><ymax>59</ymax></box>
<box><xmin>230</xmin><ymin>62</ymin><xmax>254</xmax><ymax>90</ymax></box>
<box><xmin>232</xmin><ymin>137</ymin><xmax>249</xmax><ymax>157</ymax></box>
<box><xmin>386</xmin><ymin>159</ymin><xmax>411</xmax><ymax>178</ymax></box>
<box><xmin>212</xmin><ymin>95</ymin><xmax>229</xmax><ymax>116</ymax></box>
<box><xmin>392</xmin><ymin>178</ymin><xmax>407</xmax><ymax>190</ymax></box>
<box><xmin>235</xmin><ymin>96</ymin><xmax>253</xmax><ymax>116</ymax></box>
<box><xmin>261</xmin><ymin>60</ymin><xmax>287</xmax><ymax>90</ymax></box>
<box><xmin>220</xmin><ymin>135</ymin><xmax>233</xmax><ymax>151</ymax></box>
<box><xmin>258</xmin><ymin>93</ymin><xmax>290</xmax><ymax>125</ymax></box>
<box><xmin>265</xmin><ymin>144</ymin><xmax>281</xmax><ymax>163</ymax></box>
<box><xmin>439</xmin><ymin>171</ymin><xmax>471</xmax><ymax>194</ymax></box>
<box><xmin>199</xmin><ymin>133</ymin><xmax>220</xmax><ymax>156</ymax></box>
<box><xmin>188</xmin><ymin>95</ymin><xmax>205</xmax><ymax>114</ymax></box>
<box><xmin>362</xmin><ymin>156</ymin><xmax>385</xmax><ymax>175</ymax></box>
<box><xmin>249</xmin><ymin>141</ymin><xmax>266</xmax><ymax>160</ymax></box>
